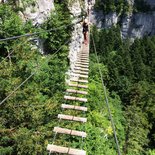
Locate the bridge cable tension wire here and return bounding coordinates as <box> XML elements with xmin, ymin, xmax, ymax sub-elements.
<box><xmin>90</xmin><ymin>32</ymin><xmax>122</xmax><ymax>155</ymax></box>
<box><xmin>0</xmin><ymin>38</ymin><xmax>71</xmax><ymax>106</ymax></box>
<box><xmin>0</xmin><ymin>40</ymin><xmax>30</xmax><ymax>66</ymax></box>
<box><xmin>0</xmin><ymin>18</ymin><xmax>82</xmax><ymax>42</ymax></box>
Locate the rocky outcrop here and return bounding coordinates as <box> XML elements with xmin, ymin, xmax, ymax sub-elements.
<box><xmin>128</xmin><ymin>12</ymin><xmax>155</xmax><ymax>41</ymax></box>
<box><xmin>0</xmin><ymin>0</ymin><xmax>54</xmax><ymax>25</ymax></box>
<box><xmin>90</xmin><ymin>10</ymin><xmax>104</xmax><ymax>28</ymax></box>
<box><xmin>19</xmin><ymin>0</ymin><xmax>54</xmax><ymax>25</ymax></box>
<box><xmin>66</xmin><ymin>1</ymin><xmax>84</xmax><ymax>82</ymax></box>
<box><xmin>126</xmin><ymin>0</ymin><xmax>134</xmax><ymax>6</ymax></box>
<box><xmin>90</xmin><ymin>11</ymin><xmax>118</xmax><ymax>28</ymax></box>
<box><xmin>19</xmin><ymin>0</ymin><xmax>54</xmax><ymax>54</ymax></box>
<box><xmin>0</xmin><ymin>0</ymin><xmax>7</xmax><ymax>3</ymax></box>
<box><xmin>68</xmin><ymin>1</ymin><xmax>83</xmax><ymax>67</ymax></box>
<box><xmin>121</xmin><ymin>13</ymin><xmax>133</xmax><ymax>39</ymax></box>
<box><xmin>146</xmin><ymin>0</ymin><xmax>155</xmax><ymax>6</ymax></box>
<box><xmin>90</xmin><ymin>1</ymin><xmax>155</xmax><ymax>41</ymax></box>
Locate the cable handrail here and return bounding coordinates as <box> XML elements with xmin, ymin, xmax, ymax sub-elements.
<box><xmin>90</xmin><ymin>32</ymin><xmax>122</xmax><ymax>155</ymax></box>
<box><xmin>0</xmin><ymin>40</ymin><xmax>29</xmax><ymax>66</ymax></box>
<box><xmin>0</xmin><ymin>18</ymin><xmax>82</xmax><ymax>42</ymax></box>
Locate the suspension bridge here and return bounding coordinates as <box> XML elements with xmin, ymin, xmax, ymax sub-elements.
<box><xmin>0</xmin><ymin>15</ymin><xmax>121</xmax><ymax>155</ymax></box>
<box><xmin>47</xmin><ymin>43</ymin><xmax>89</xmax><ymax>155</ymax></box>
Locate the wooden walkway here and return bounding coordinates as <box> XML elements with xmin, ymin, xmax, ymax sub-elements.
<box><xmin>47</xmin><ymin>44</ymin><xmax>89</xmax><ymax>154</ymax></box>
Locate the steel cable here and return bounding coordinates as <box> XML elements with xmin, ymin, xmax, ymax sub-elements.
<box><xmin>0</xmin><ymin>18</ymin><xmax>82</xmax><ymax>42</ymax></box>
<box><xmin>90</xmin><ymin>32</ymin><xmax>122</xmax><ymax>155</ymax></box>
<box><xmin>0</xmin><ymin>38</ymin><xmax>71</xmax><ymax>106</ymax></box>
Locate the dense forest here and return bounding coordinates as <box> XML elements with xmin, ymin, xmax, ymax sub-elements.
<box><xmin>94</xmin><ymin>0</ymin><xmax>154</xmax><ymax>14</ymax></box>
<box><xmin>0</xmin><ymin>0</ymin><xmax>155</xmax><ymax>155</ymax></box>
<box><xmin>90</xmin><ymin>25</ymin><xmax>155</xmax><ymax>155</ymax></box>
<box><xmin>0</xmin><ymin>1</ymin><xmax>72</xmax><ymax>154</ymax></box>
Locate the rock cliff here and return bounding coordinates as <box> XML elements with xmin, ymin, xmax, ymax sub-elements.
<box><xmin>90</xmin><ymin>0</ymin><xmax>155</xmax><ymax>41</ymax></box>
<box><xmin>66</xmin><ymin>0</ymin><xmax>84</xmax><ymax>83</ymax></box>
<box><xmin>20</xmin><ymin>0</ymin><xmax>54</xmax><ymax>54</ymax></box>
<box><xmin>0</xmin><ymin>0</ymin><xmax>54</xmax><ymax>25</ymax></box>
<box><xmin>68</xmin><ymin>1</ymin><xmax>83</xmax><ymax>70</ymax></box>
<box><xmin>0</xmin><ymin>0</ymin><xmax>55</xmax><ymax>54</ymax></box>
<box><xmin>19</xmin><ymin>0</ymin><xmax>54</xmax><ymax>25</ymax></box>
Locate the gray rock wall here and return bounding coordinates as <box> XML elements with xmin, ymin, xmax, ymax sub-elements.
<box><xmin>66</xmin><ymin>1</ymin><xmax>84</xmax><ymax>83</ymax></box>
<box><xmin>19</xmin><ymin>0</ymin><xmax>54</xmax><ymax>25</ymax></box>
<box><xmin>146</xmin><ymin>0</ymin><xmax>155</xmax><ymax>6</ymax></box>
<box><xmin>128</xmin><ymin>12</ymin><xmax>155</xmax><ymax>41</ymax></box>
<box><xmin>0</xmin><ymin>0</ymin><xmax>55</xmax><ymax>54</ymax></box>
<box><xmin>20</xmin><ymin>0</ymin><xmax>55</xmax><ymax>54</ymax></box>
<box><xmin>90</xmin><ymin>1</ymin><xmax>155</xmax><ymax>41</ymax></box>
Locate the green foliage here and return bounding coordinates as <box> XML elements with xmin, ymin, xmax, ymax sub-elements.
<box><xmin>94</xmin><ymin>0</ymin><xmax>154</xmax><ymax>15</ymax></box>
<box><xmin>133</xmin><ymin>0</ymin><xmax>152</xmax><ymax>13</ymax></box>
<box><xmin>85</xmin><ymin>58</ymin><xmax>125</xmax><ymax>154</ymax></box>
<box><xmin>21</xmin><ymin>0</ymin><xmax>36</xmax><ymax>7</ymax></box>
<box><xmin>94</xmin><ymin>0</ymin><xmax>130</xmax><ymax>15</ymax></box>
<box><xmin>1</xmin><ymin>1</ymin><xmax>155</xmax><ymax>155</ymax></box>
<box><xmin>42</xmin><ymin>2</ymin><xmax>72</xmax><ymax>54</ymax></box>
<box><xmin>0</xmin><ymin>2</ymin><xmax>71</xmax><ymax>154</ymax></box>
<box><xmin>124</xmin><ymin>104</ymin><xmax>150</xmax><ymax>154</ymax></box>
<box><xmin>90</xmin><ymin>25</ymin><xmax>155</xmax><ymax>154</ymax></box>
<box><xmin>147</xmin><ymin>150</ymin><xmax>155</xmax><ymax>155</ymax></box>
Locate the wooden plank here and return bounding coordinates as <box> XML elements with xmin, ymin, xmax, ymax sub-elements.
<box><xmin>77</xmin><ymin>57</ymin><xmax>89</xmax><ymax>59</ymax></box>
<box><xmin>47</xmin><ymin>144</ymin><xmax>86</xmax><ymax>155</ymax></box>
<box><xmin>66</xmin><ymin>89</ymin><xmax>88</xmax><ymax>95</ymax></box>
<box><xmin>64</xmin><ymin>96</ymin><xmax>87</xmax><ymax>102</ymax></box>
<box><xmin>75</xmin><ymin>64</ymin><xmax>89</xmax><ymax>68</ymax></box>
<box><xmin>77</xmin><ymin>54</ymin><xmax>89</xmax><ymax>56</ymax></box>
<box><xmin>77</xmin><ymin>59</ymin><xmax>89</xmax><ymax>62</ymax></box>
<box><xmin>76</xmin><ymin>62</ymin><xmax>89</xmax><ymax>65</ymax></box>
<box><xmin>71</xmin><ymin>73</ymin><xmax>88</xmax><ymax>78</ymax></box>
<box><xmin>58</xmin><ymin>114</ymin><xmax>87</xmax><ymax>122</ymax></box>
<box><xmin>75</xmin><ymin>64</ymin><xmax>89</xmax><ymax>67</ymax></box>
<box><xmin>70</xmin><ymin>79</ymin><xmax>88</xmax><ymax>83</ymax></box>
<box><xmin>80</xmin><ymin>71</ymin><xmax>89</xmax><ymax>75</ymax></box>
<box><xmin>77</xmin><ymin>54</ymin><xmax>88</xmax><ymax>56</ymax></box>
<box><xmin>80</xmin><ymin>55</ymin><xmax>89</xmax><ymax>57</ymax></box>
<box><xmin>77</xmin><ymin>56</ymin><xmax>89</xmax><ymax>59</ymax></box>
<box><xmin>61</xmin><ymin>104</ymin><xmax>88</xmax><ymax>111</ymax></box>
<box><xmin>68</xmin><ymin>83</ymin><xmax>88</xmax><ymax>88</ymax></box>
<box><xmin>78</xmin><ymin>51</ymin><xmax>89</xmax><ymax>54</ymax></box>
<box><xmin>77</xmin><ymin>53</ymin><xmax>89</xmax><ymax>55</ymax></box>
<box><xmin>77</xmin><ymin>53</ymin><xmax>89</xmax><ymax>56</ymax></box>
<box><xmin>74</xmin><ymin>67</ymin><xmax>89</xmax><ymax>72</ymax></box>
<box><xmin>79</xmin><ymin>59</ymin><xmax>89</xmax><ymax>62</ymax></box>
<box><xmin>77</xmin><ymin>61</ymin><xmax>89</xmax><ymax>64</ymax></box>
<box><xmin>77</xmin><ymin>60</ymin><xmax>89</xmax><ymax>63</ymax></box>
<box><xmin>73</xmin><ymin>70</ymin><xmax>89</xmax><ymax>75</ymax></box>
<box><xmin>78</xmin><ymin>52</ymin><xmax>89</xmax><ymax>54</ymax></box>
<box><xmin>53</xmin><ymin>127</ymin><xmax>87</xmax><ymax>137</ymax></box>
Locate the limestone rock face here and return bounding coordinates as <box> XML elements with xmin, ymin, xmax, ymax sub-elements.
<box><xmin>129</xmin><ymin>12</ymin><xmax>155</xmax><ymax>41</ymax></box>
<box><xmin>90</xmin><ymin>11</ymin><xmax>118</xmax><ymax>28</ymax></box>
<box><xmin>66</xmin><ymin>1</ymin><xmax>84</xmax><ymax>83</ymax></box>
<box><xmin>146</xmin><ymin>0</ymin><xmax>155</xmax><ymax>6</ymax></box>
<box><xmin>0</xmin><ymin>0</ymin><xmax>54</xmax><ymax>25</ymax></box>
<box><xmin>90</xmin><ymin>0</ymin><xmax>155</xmax><ymax>41</ymax></box>
<box><xmin>68</xmin><ymin>1</ymin><xmax>83</xmax><ymax>69</ymax></box>
<box><xmin>126</xmin><ymin>0</ymin><xmax>134</xmax><ymax>6</ymax></box>
<box><xmin>121</xmin><ymin>13</ymin><xmax>133</xmax><ymax>39</ymax></box>
<box><xmin>104</xmin><ymin>12</ymin><xmax>118</xmax><ymax>28</ymax></box>
<box><xmin>0</xmin><ymin>0</ymin><xmax>7</xmax><ymax>3</ymax></box>
<box><xmin>21</xmin><ymin>0</ymin><xmax>54</xmax><ymax>25</ymax></box>
<box><xmin>20</xmin><ymin>0</ymin><xmax>54</xmax><ymax>54</ymax></box>
<box><xmin>90</xmin><ymin>10</ymin><xmax>104</xmax><ymax>28</ymax></box>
